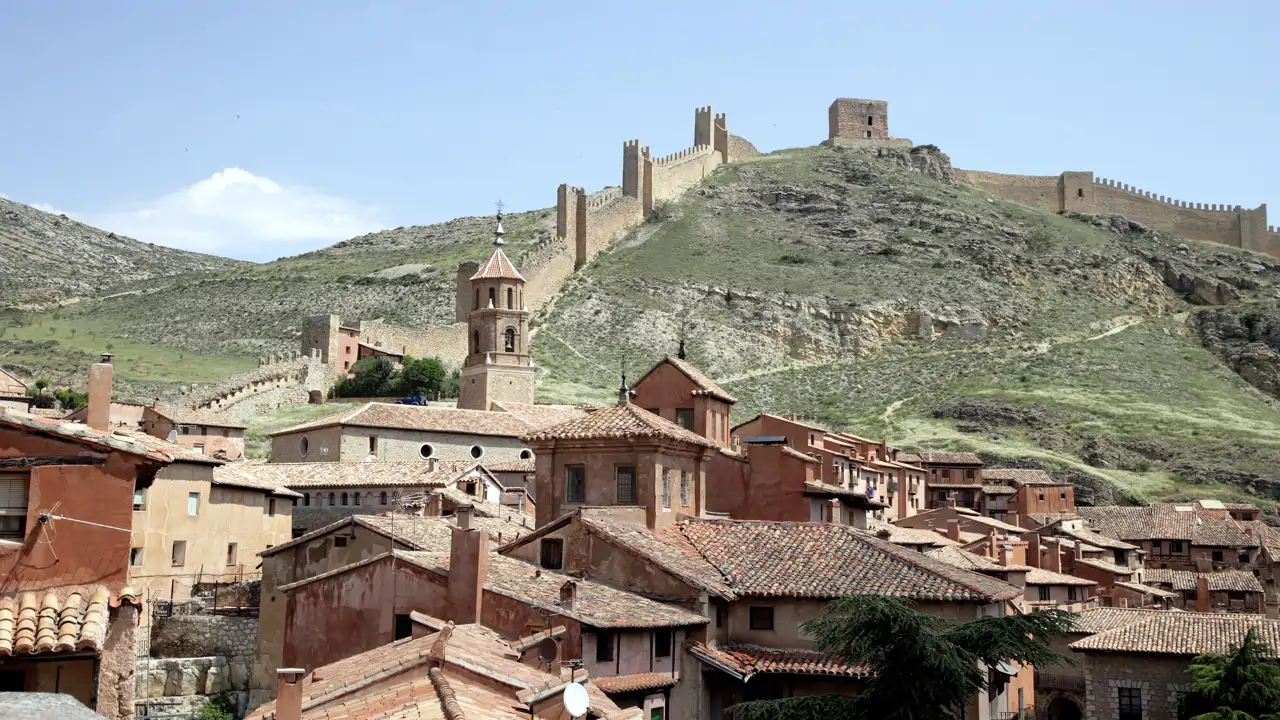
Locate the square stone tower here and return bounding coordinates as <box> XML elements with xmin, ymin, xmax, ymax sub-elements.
<box><xmin>829</xmin><ymin>98</ymin><xmax>890</xmax><ymax>142</ymax></box>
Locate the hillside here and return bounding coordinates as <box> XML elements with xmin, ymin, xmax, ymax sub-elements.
<box><xmin>534</xmin><ymin>144</ymin><xmax>1280</xmax><ymax>506</ymax></box>
<box><xmin>0</xmin><ymin>197</ymin><xmax>245</xmax><ymax>307</ymax></box>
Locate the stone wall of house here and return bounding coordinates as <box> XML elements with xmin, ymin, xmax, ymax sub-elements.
<box><xmin>151</xmin><ymin>615</ymin><xmax>259</xmax><ymax>659</ymax></box>
<box><xmin>1081</xmin><ymin>652</ymin><xmax>1189</xmax><ymax>720</ymax></box>
<box><xmin>137</xmin><ymin>615</ymin><xmax>259</xmax><ymax>719</ymax></box>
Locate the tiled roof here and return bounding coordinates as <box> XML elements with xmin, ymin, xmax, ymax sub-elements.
<box><xmin>1075</xmin><ymin>557</ymin><xmax>1136</xmax><ymax>576</ymax></box>
<box><xmin>1143</xmin><ymin>569</ymin><xmax>1265</xmax><ymax>593</ymax></box>
<box><xmin>271</xmin><ymin>402</ymin><xmax>537</xmax><ymax>438</ymax></box>
<box><xmin>925</xmin><ymin>546</ymin><xmax>1032</xmax><ymax>573</ymax></box>
<box><xmin>210</xmin><ymin>465</ymin><xmax>302</xmax><ymax>498</ymax></box>
<box><xmin>980</xmin><ymin>485</ymin><xmax>1017</xmax><ymax>495</ymax></box>
<box><xmin>471</xmin><ymin>246</ymin><xmax>526</xmax><ymax>281</ymax></box>
<box><xmin>521</xmin><ymin>403</ymin><xmax>719</xmax><ymax>448</ymax></box>
<box><xmin>802</xmin><ymin>482</ymin><xmax>885</xmax><ymax>508</ymax></box>
<box><xmin>116</xmin><ymin>429</ymin><xmax>225</xmax><ymax>465</ymax></box>
<box><xmin>897</xmin><ymin>452</ymin><xmax>923</xmax><ymax>464</ymax></box>
<box><xmin>1070</xmin><ymin>607</ymin><xmax>1171</xmax><ymax>635</ymax></box>
<box><xmin>983</xmin><ymin>468</ymin><xmax>1061</xmax><ymax>486</ymax></box>
<box><xmin>432</xmin><ymin>486</ymin><xmax>533</xmax><ymax>521</ymax></box>
<box><xmin>1071</xmin><ymin>612</ymin><xmax>1280</xmax><ymax>655</ymax></box>
<box><xmin>150</xmin><ymin>404</ymin><xmax>246</xmax><ymax>429</ymax></box>
<box><xmin>1028</xmin><ymin>512</ymin><xmax>1079</xmax><ymax>527</ymax></box>
<box><xmin>677</xmin><ymin>519</ymin><xmax>1021</xmax><ymax>602</ymax></box>
<box><xmin>863</xmin><ymin>521</ymin><xmax>959</xmax><ymax>548</ymax></box>
<box><xmin>904</xmin><ymin>509</ymin><xmax>1026</xmax><ymax>535</ymax></box>
<box><xmin>916</xmin><ymin>451</ymin><xmax>983</xmax><ymax>465</ymax></box>
<box><xmin>0</xmin><ymin>587</ymin><xmax>138</xmax><ymax>656</ymax></box>
<box><xmin>236</xmin><ymin>460</ymin><xmax>476</xmax><ymax>488</ymax></box>
<box><xmin>490</xmin><ymin>401</ymin><xmax>592</xmax><ymax>431</ymax></box>
<box><xmin>481</xmin><ymin>458</ymin><xmax>536</xmax><ymax>473</ymax></box>
<box><xmin>689</xmin><ymin>642</ymin><xmax>870</xmax><ymax>680</ymax></box>
<box><xmin>1079</xmin><ymin>505</ymin><xmax>1261</xmax><ymax>547</ymax></box>
<box><xmin>579</xmin><ymin>512</ymin><xmax>735</xmax><ymax>598</ymax></box>
<box><xmin>0</xmin><ymin>407</ymin><xmax>173</xmax><ymax>463</ymax></box>
<box><xmin>593</xmin><ymin>672</ymin><xmax>680</xmax><ymax>694</ymax></box>
<box><xmin>1025</xmin><ymin>568</ymin><xmax>1097</xmax><ymax>587</ymax></box>
<box><xmin>0</xmin><ymin>692</ymin><xmax>107</xmax><ymax>720</ymax></box>
<box><xmin>1114</xmin><ymin>581</ymin><xmax>1178</xmax><ymax>599</ymax></box>
<box><xmin>1057</xmin><ymin>527</ymin><xmax>1137</xmax><ymax>551</ymax></box>
<box><xmin>643</xmin><ymin>356</ymin><xmax>737</xmax><ymax>404</ymax></box>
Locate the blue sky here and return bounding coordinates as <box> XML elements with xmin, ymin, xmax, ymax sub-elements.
<box><xmin>1</xmin><ymin>1</ymin><xmax>1275</xmax><ymax>262</ymax></box>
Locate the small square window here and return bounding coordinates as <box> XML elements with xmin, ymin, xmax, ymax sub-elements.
<box><xmin>964</xmin><ymin>469</ymin><xmax>975</xmax><ymax>480</ymax></box>
<box><xmin>1240</xmin><ymin>553</ymin><xmax>1251</xmax><ymax>564</ymax></box>
<box><xmin>596</xmin><ymin>631</ymin><xmax>615</xmax><ymax>662</ymax></box>
<box><xmin>749</xmin><ymin>606</ymin><xmax>774</xmax><ymax>631</ymax></box>
<box><xmin>130</xmin><ymin>547</ymin><xmax>144</xmax><ymax>567</ymax></box>
<box><xmin>1212</xmin><ymin>550</ymin><xmax>1224</xmax><ymax>562</ymax></box>
<box><xmin>541</xmin><ymin>539</ymin><xmax>564</xmax><ymax>570</ymax></box>
<box><xmin>334</xmin><ymin>536</ymin><xmax>348</xmax><ymax>548</ymax></box>
<box><xmin>675</xmin><ymin>409</ymin><xmax>694</xmax><ymax>431</ymax></box>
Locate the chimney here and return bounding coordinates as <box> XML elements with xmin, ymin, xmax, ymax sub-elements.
<box><xmin>87</xmin><ymin>353</ymin><xmax>113</xmax><ymax>432</ymax></box>
<box><xmin>1063</xmin><ymin>546</ymin><xmax>1077</xmax><ymax>574</ymax></box>
<box><xmin>425</xmin><ymin>492</ymin><xmax>443</xmax><ymax>518</ymax></box>
<box><xmin>998</xmin><ymin>544</ymin><xmax>1010</xmax><ymax>567</ymax></box>
<box><xmin>1007</xmin><ymin>512</ymin><xmax>1020</xmax><ymax>529</ymax></box>
<box><xmin>275</xmin><ymin>668</ymin><xmax>306</xmax><ymax>720</ymax></box>
<box><xmin>428</xmin><ymin>457</ymin><xmax>439</xmax><ymax>472</ymax></box>
<box><xmin>1045</xmin><ymin>538</ymin><xmax>1062</xmax><ymax>573</ymax></box>
<box><xmin>987</xmin><ymin>529</ymin><xmax>998</xmax><ymax>558</ymax></box>
<box><xmin>1027</xmin><ymin>534</ymin><xmax>1042</xmax><ymax>569</ymax></box>
<box><xmin>448</xmin><ymin>504</ymin><xmax>489</xmax><ymax>624</ymax></box>
<box><xmin>152</xmin><ymin>397</ymin><xmax>159</xmax><ymax>410</ymax></box>
<box><xmin>946</xmin><ymin>519</ymin><xmax>960</xmax><ymax>542</ymax></box>
<box><xmin>560</xmin><ymin>580</ymin><xmax>577</xmax><ymax>610</ymax></box>
<box><xmin>1196</xmin><ymin>575</ymin><xmax>1211</xmax><ymax>613</ymax></box>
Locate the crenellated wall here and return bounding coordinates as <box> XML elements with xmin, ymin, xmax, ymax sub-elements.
<box><xmin>955</xmin><ymin>168</ymin><xmax>1277</xmax><ymax>258</ymax></box>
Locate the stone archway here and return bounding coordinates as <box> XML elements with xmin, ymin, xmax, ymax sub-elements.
<box><xmin>1046</xmin><ymin>695</ymin><xmax>1082</xmax><ymax>720</ymax></box>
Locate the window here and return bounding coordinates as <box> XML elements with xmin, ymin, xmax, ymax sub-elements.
<box><xmin>565</xmin><ymin>466</ymin><xmax>586</xmax><ymax>504</ymax></box>
<box><xmin>341</xmin><ymin>492</ymin><xmax>349</xmax><ymax>506</ymax></box>
<box><xmin>353</xmin><ymin>493</ymin><xmax>361</xmax><ymax>506</ymax></box>
<box><xmin>133</xmin><ymin>486</ymin><xmax>146</xmax><ymax>511</ymax></box>
<box><xmin>1118</xmin><ymin>687</ymin><xmax>1142</xmax><ymax>720</ymax></box>
<box><xmin>130</xmin><ymin>547</ymin><xmax>144</xmax><ymax>567</ymax></box>
<box><xmin>506</xmin><ymin>288</ymin><xmax>513</xmax><ymax>309</ymax></box>
<box><xmin>865</xmin><ymin>130</ymin><xmax>871</xmax><ymax>138</ymax></box>
<box><xmin>187</xmin><ymin>492</ymin><xmax>200</xmax><ymax>516</ymax></box>
<box><xmin>1243</xmin><ymin>513</ymin><xmax>1255</xmax><ymax>521</ymax></box>
<box><xmin>680</xmin><ymin>471</ymin><xmax>689</xmax><ymax>506</ymax></box>
<box><xmin>675</xmin><ymin>408</ymin><xmax>694</xmax><ymax>430</ymax></box>
<box><xmin>504</xmin><ymin>328</ymin><xmax>516</xmax><ymax>352</ymax></box>
<box><xmin>867</xmin><ymin>115</ymin><xmax>874</xmax><ymax>126</ymax></box>
<box><xmin>1068</xmin><ymin>586</ymin><xmax>1079</xmax><ymax>602</ymax></box>
<box><xmin>226</xmin><ymin>543</ymin><xmax>238</xmax><ymax>566</ymax></box>
<box><xmin>474</xmin><ymin>289</ymin><xmax>479</xmax><ymax>311</ymax></box>
<box><xmin>1172</xmin><ymin>540</ymin><xmax>1184</xmax><ymax>553</ymax></box>
<box><xmin>596</xmin><ymin>631</ymin><xmax>615</xmax><ymax>662</ymax></box>
<box><xmin>519</xmin><ymin>449</ymin><xmax>532</xmax><ymax>460</ymax></box>
<box><xmin>1038</xmin><ymin>493</ymin><xmax>1045</xmax><ymax>501</ymax></box>
<box><xmin>1060</xmin><ymin>491</ymin><xmax>1067</xmax><ymax>499</ymax></box>
<box><xmin>964</xmin><ymin>469</ymin><xmax>975</xmax><ymax>480</ymax></box>
<box><xmin>1240</xmin><ymin>553</ymin><xmax>1251</xmax><ymax>564</ymax></box>
<box><xmin>369</xmin><ymin>436</ymin><xmax>378</xmax><ymax>457</ymax></box>
<box><xmin>654</xmin><ymin>630</ymin><xmax>672</xmax><ymax>658</ymax></box>
<box><xmin>268</xmin><ymin>498</ymin><xmax>277</xmax><ymax>517</ymax></box>
<box><xmin>715</xmin><ymin>606</ymin><xmax>724</xmax><ymax>628</ymax></box>
<box><xmin>300</xmin><ymin>437</ymin><xmax>309</xmax><ymax>457</ymax></box>
<box><xmin>541</xmin><ymin>539</ymin><xmax>564</xmax><ymax>570</ymax></box>
<box><xmin>419</xmin><ymin>444</ymin><xmax>434</xmax><ymax>459</ymax></box>
<box><xmin>1077</xmin><ymin>188</ymin><xmax>1085</xmax><ymax>198</ymax></box>
<box><xmin>1038</xmin><ymin>586</ymin><xmax>1050</xmax><ymax>602</ymax></box>
<box><xmin>394</xmin><ymin>614</ymin><xmax>413</xmax><ymax>640</ymax></box>
<box><xmin>1114</xmin><ymin>550</ymin><xmax>1126</xmax><ymax>566</ymax></box>
<box><xmin>192</xmin><ymin>444</ymin><xmax>204</xmax><ymax>456</ymax></box>
<box><xmin>171</xmin><ymin>541</ymin><xmax>187</xmax><ymax>567</ymax></box>
<box><xmin>472</xmin><ymin>331</ymin><xmax>480</xmax><ymax>354</ymax></box>
<box><xmin>470</xmin><ymin>445</ymin><xmax>484</xmax><ymax>459</ymax></box>
<box><xmin>380</xmin><ymin>491</ymin><xmax>388</xmax><ymax>505</ymax></box>
<box><xmin>616</xmin><ymin>466</ymin><xmax>637</xmax><ymax>505</ymax></box>
<box><xmin>303</xmin><ymin>493</ymin><xmax>311</xmax><ymax>506</ymax></box>
<box><xmin>1213</xmin><ymin>550</ymin><xmax>1224</xmax><ymax>562</ymax></box>
<box><xmin>749</xmin><ymin>606</ymin><xmax>774</xmax><ymax>631</ymax></box>
<box><xmin>329</xmin><ymin>492</ymin><xmax>336</xmax><ymax>506</ymax></box>
<box><xmin>488</xmin><ymin>288</ymin><xmax>496</xmax><ymax>306</ymax></box>
<box><xmin>661</xmin><ymin>469</ymin><xmax>670</xmax><ymax>507</ymax></box>
<box><xmin>334</xmin><ymin>536</ymin><xmax>348</xmax><ymax>548</ymax></box>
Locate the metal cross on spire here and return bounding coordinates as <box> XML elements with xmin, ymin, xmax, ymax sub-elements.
<box><xmin>493</xmin><ymin>198</ymin><xmax>506</xmax><ymax>246</ymax></box>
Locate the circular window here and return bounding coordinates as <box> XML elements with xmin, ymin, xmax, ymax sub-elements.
<box><xmin>519</xmin><ymin>449</ymin><xmax>532</xmax><ymax>460</ymax></box>
<box><xmin>470</xmin><ymin>445</ymin><xmax>484</xmax><ymax>459</ymax></box>
<box><xmin>300</xmin><ymin>436</ymin><xmax>309</xmax><ymax>457</ymax></box>
<box><xmin>420</xmin><ymin>444</ymin><xmax>435</xmax><ymax>459</ymax></box>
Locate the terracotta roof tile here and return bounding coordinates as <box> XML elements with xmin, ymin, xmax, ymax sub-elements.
<box><xmin>480</xmin><ymin>458</ymin><xmax>536</xmax><ymax>473</ymax></box>
<box><xmin>1057</xmin><ymin>527</ymin><xmax>1138</xmax><ymax>551</ymax></box>
<box><xmin>150</xmin><ymin>404</ymin><xmax>246</xmax><ymax>429</ymax></box>
<box><xmin>676</xmin><ymin>519</ymin><xmax>1021</xmax><ymax>602</ymax></box>
<box><xmin>916</xmin><ymin>451</ymin><xmax>983</xmax><ymax>465</ymax></box>
<box><xmin>593</xmin><ymin>672</ymin><xmax>680</xmax><ymax>694</ymax></box>
<box><xmin>0</xmin><ymin>587</ymin><xmax>133</xmax><ymax>657</ymax></box>
<box><xmin>1024</xmin><ymin>568</ymin><xmax>1097</xmax><ymax>587</ymax></box>
<box><xmin>982</xmin><ymin>468</ymin><xmax>1061</xmax><ymax>485</ymax></box>
<box><xmin>210</xmin><ymin>465</ymin><xmax>302</xmax><ymax>498</ymax></box>
<box><xmin>1078</xmin><ymin>504</ymin><xmax>1259</xmax><ymax>547</ymax></box>
<box><xmin>271</xmin><ymin>402</ymin><xmax>538</xmax><ymax>438</ymax></box>
<box><xmin>1070</xmin><ymin>607</ymin><xmax>1171</xmax><ymax>635</ymax></box>
<box><xmin>116</xmin><ymin>429</ymin><xmax>225</xmax><ymax>465</ymax></box>
<box><xmin>1143</xmin><ymin>569</ymin><xmax>1264</xmax><ymax>593</ymax></box>
<box><xmin>489</xmin><ymin>401</ymin><xmax>592</xmax><ymax>431</ymax></box>
<box><xmin>924</xmin><ymin>546</ymin><xmax>1031</xmax><ymax>573</ymax></box>
<box><xmin>579</xmin><ymin>512</ymin><xmax>734</xmax><ymax>599</ymax></box>
<box><xmin>689</xmin><ymin>642</ymin><xmax>870</xmax><ymax>679</ymax></box>
<box><xmin>0</xmin><ymin>407</ymin><xmax>172</xmax><ymax>463</ymax></box>
<box><xmin>521</xmin><ymin>403</ymin><xmax>718</xmax><ymax>448</ymax></box>
<box><xmin>641</xmin><ymin>356</ymin><xmax>737</xmax><ymax>404</ymax></box>
<box><xmin>1114</xmin><ymin>581</ymin><xmax>1178</xmax><ymax>599</ymax></box>
<box><xmin>863</xmin><ymin>520</ymin><xmax>958</xmax><ymax>548</ymax></box>
<box><xmin>239</xmin><ymin>460</ymin><xmax>476</xmax><ymax>488</ymax></box>
<box><xmin>470</xmin><ymin>247</ymin><xmax>525</xmax><ymax>281</ymax></box>
<box><xmin>1075</xmin><ymin>557</ymin><xmax>1136</xmax><ymax>576</ymax></box>
<box><xmin>1070</xmin><ymin>612</ymin><xmax>1280</xmax><ymax>655</ymax></box>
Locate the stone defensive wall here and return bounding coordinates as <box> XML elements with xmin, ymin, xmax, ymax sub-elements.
<box><xmin>358</xmin><ymin>318</ymin><xmax>468</xmax><ymax>367</ymax></box>
<box><xmin>187</xmin><ymin>354</ymin><xmax>314</xmax><ymax>412</ymax></box>
<box><xmin>954</xmin><ymin>169</ymin><xmax>1278</xmax><ymax>258</ymax></box>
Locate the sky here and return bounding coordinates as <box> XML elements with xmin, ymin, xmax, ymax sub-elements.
<box><xmin>0</xmin><ymin>1</ymin><xmax>1275</xmax><ymax>262</ymax></box>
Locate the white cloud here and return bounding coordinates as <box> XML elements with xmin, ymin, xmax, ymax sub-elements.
<box><xmin>87</xmin><ymin>168</ymin><xmax>384</xmax><ymax>260</ymax></box>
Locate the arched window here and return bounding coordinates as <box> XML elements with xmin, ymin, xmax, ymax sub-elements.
<box><xmin>488</xmin><ymin>288</ymin><xmax>495</xmax><ymax>306</ymax></box>
<box><xmin>474</xmin><ymin>288</ymin><xmax>479</xmax><ymax>311</ymax></box>
<box><xmin>329</xmin><ymin>492</ymin><xmax>336</xmax><ymax>506</ymax></box>
<box><xmin>341</xmin><ymin>492</ymin><xmax>348</xmax><ymax>506</ymax></box>
<box><xmin>354</xmin><ymin>493</ymin><xmax>361</xmax><ymax>506</ymax></box>
<box><xmin>472</xmin><ymin>331</ymin><xmax>480</xmax><ymax>354</ymax></box>
<box><xmin>507</xmin><ymin>287</ymin><xmax>513</xmax><ymax>309</ymax></box>
<box><xmin>303</xmin><ymin>493</ymin><xmax>311</xmax><ymax>506</ymax></box>
<box><xmin>380</xmin><ymin>491</ymin><xmax>388</xmax><ymax>505</ymax></box>
<box><xmin>504</xmin><ymin>328</ymin><xmax>516</xmax><ymax>353</ymax></box>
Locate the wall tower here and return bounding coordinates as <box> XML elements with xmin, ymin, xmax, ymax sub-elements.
<box><xmin>457</xmin><ymin>214</ymin><xmax>536</xmax><ymax>410</ymax></box>
<box><xmin>829</xmin><ymin>98</ymin><xmax>890</xmax><ymax>142</ymax></box>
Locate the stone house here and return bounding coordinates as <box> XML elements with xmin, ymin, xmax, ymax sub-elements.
<box><xmin>1142</xmin><ymin>568</ymin><xmax>1265</xmax><ymax>613</ymax></box>
<box><xmin>125</xmin><ymin>436</ymin><xmax>297</xmax><ymax>604</ymax></box>
<box><xmin>521</xmin><ymin>394</ymin><xmax>720</xmax><ymax>531</ymax></box>
<box><xmin>1066</xmin><ymin>609</ymin><xmax>1280</xmax><ymax>720</ymax></box>
<box><xmin>141</xmin><ymin>403</ymin><xmax>247</xmax><ymax>461</ymax></box>
<box><xmin>0</xmin><ymin>367</ymin><xmax>30</xmax><ymax>412</ymax></box>
<box><xmin>894</xmin><ymin>504</ymin><xmax>1028</xmax><ymax>541</ymax></box>
<box><xmin>267</xmin><ymin>401</ymin><xmax>585</xmax><ymax>465</ymax></box>
<box><xmin>64</xmin><ymin>400</ymin><xmax>146</xmax><ymax>430</ymax></box>
<box><xmin>0</xmin><ymin>356</ymin><xmax>176</xmax><ymax>718</ymax></box>
<box><xmin>1077</xmin><ymin>502</ymin><xmax>1262</xmax><ymax>572</ymax></box>
<box><xmin>923</xmin><ymin>542</ymin><xmax>1099</xmax><ymax>612</ymax></box>
<box><xmin>981</xmin><ymin>468</ymin><xmax>1076</xmax><ymax>522</ymax></box>
<box><xmin>245</xmin><ymin>621</ymin><xmax>640</xmax><ymax>720</ymax></box>
<box><xmin>500</xmin><ymin>511</ymin><xmax>1032</xmax><ymax>720</ymax></box>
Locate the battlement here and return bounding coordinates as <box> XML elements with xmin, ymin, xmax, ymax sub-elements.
<box><xmin>586</xmin><ymin>187</ymin><xmax>624</xmax><ymax>210</ymax></box>
<box><xmin>652</xmin><ymin>144</ymin><xmax>714</xmax><ymax>166</ymax></box>
<box><xmin>1094</xmin><ymin>177</ymin><xmax>1242</xmax><ymax>213</ymax></box>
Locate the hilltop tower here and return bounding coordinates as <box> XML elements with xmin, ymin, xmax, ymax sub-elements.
<box><xmin>457</xmin><ymin>214</ymin><xmax>535</xmax><ymax>410</ymax></box>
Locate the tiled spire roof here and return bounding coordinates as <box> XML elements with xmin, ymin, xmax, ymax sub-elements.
<box><xmin>470</xmin><ymin>247</ymin><xmax>525</xmax><ymax>282</ymax></box>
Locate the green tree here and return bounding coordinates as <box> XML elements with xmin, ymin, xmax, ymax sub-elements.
<box><xmin>333</xmin><ymin>356</ymin><xmax>397</xmax><ymax>398</ymax></box>
<box><xmin>397</xmin><ymin>356</ymin><xmax>447</xmax><ymax>398</ymax></box>
<box><xmin>33</xmin><ymin>378</ymin><xmax>49</xmax><ymax>395</ymax></box>
<box><xmin>54</xmin><ymin>388</ymin><xmax>88</xmax><ymax>410</ymax></box>
<box><xmin>442</xmin><ymin>369</ymin><xmax>461</xmax><ymax>399</ymax></box>
<box><xmin>1178</xmin><ymin>629</ymin><xmax>1280</xmax><ymax>720</ymax></box>
<box><xmin>730</xmin><ymin>596</ymin><xmax>1075</xmax><ymax>720</ymax></box>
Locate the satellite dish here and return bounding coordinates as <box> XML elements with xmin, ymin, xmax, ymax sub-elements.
<box><xmin>537</xmin><ymin>637</ymin><xmax>559</xmax><ymax>663</ymax></box>
<box><xmin>166</xmin><ymin>429</ymin><xmax>178</xmax><ymax>443</ymax></box>
<box><xmin>562</xmin><ymin>682</ymin><xmax>589</xmax><ymax>718</ymax></box>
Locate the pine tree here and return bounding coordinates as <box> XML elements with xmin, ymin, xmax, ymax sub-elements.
<box><xmin>1178</xmin><ymin>628</ymin><xmax>1280</xmax><ymax>720</ymax></box>
<box><xmin>730</xmin><ymin>595</ymin><xmax>1075</xmax><ymax>720</ymax></box>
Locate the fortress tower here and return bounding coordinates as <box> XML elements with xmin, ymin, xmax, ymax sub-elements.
<box><xmin>829</xmin><ymin>98</ymin><xmax>890</xmax><ymax>142</ymax></box>
<box><xmin>457</xmin><ymin>214</ymin><xmax>536</xmax><ymax>410</ymax></box>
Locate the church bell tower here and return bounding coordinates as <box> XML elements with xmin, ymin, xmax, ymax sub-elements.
<box><xmin>457</xmin><ymin>212</ymin><xmax>536</xmax><ymax>410</ymax></box>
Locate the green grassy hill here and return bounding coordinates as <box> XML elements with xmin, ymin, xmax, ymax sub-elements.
<box><xmin>533</xmin><ymin>145</ymin><xmax>1280</xmax><ymax>506</ymax></box>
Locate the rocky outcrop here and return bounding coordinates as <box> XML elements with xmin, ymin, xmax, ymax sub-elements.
<box><xmin>1154</xmin><ymin>259</ymin><xmax>1240</xmax><ymax>306</ymax></box>
<box><xmin>1196</xmin><ymin>306</ymin><xmax>1280</xmax><ymax>398</ymax></box>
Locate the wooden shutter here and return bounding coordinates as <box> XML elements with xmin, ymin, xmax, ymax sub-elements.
<box><xmin>0</xmin><ymin>474</ymin><xmax>29</xmax><ymax>512</ymax></box>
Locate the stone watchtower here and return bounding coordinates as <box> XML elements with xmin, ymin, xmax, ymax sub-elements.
<box><xmin>457</xmin><ymin>215</ymin><xmax>536</xmax><ymax>410</ymax></box>
<box><xmin>829</xmin><ymin>98</ymin><xmax>890</xmax><ymax>142</ymax></box>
